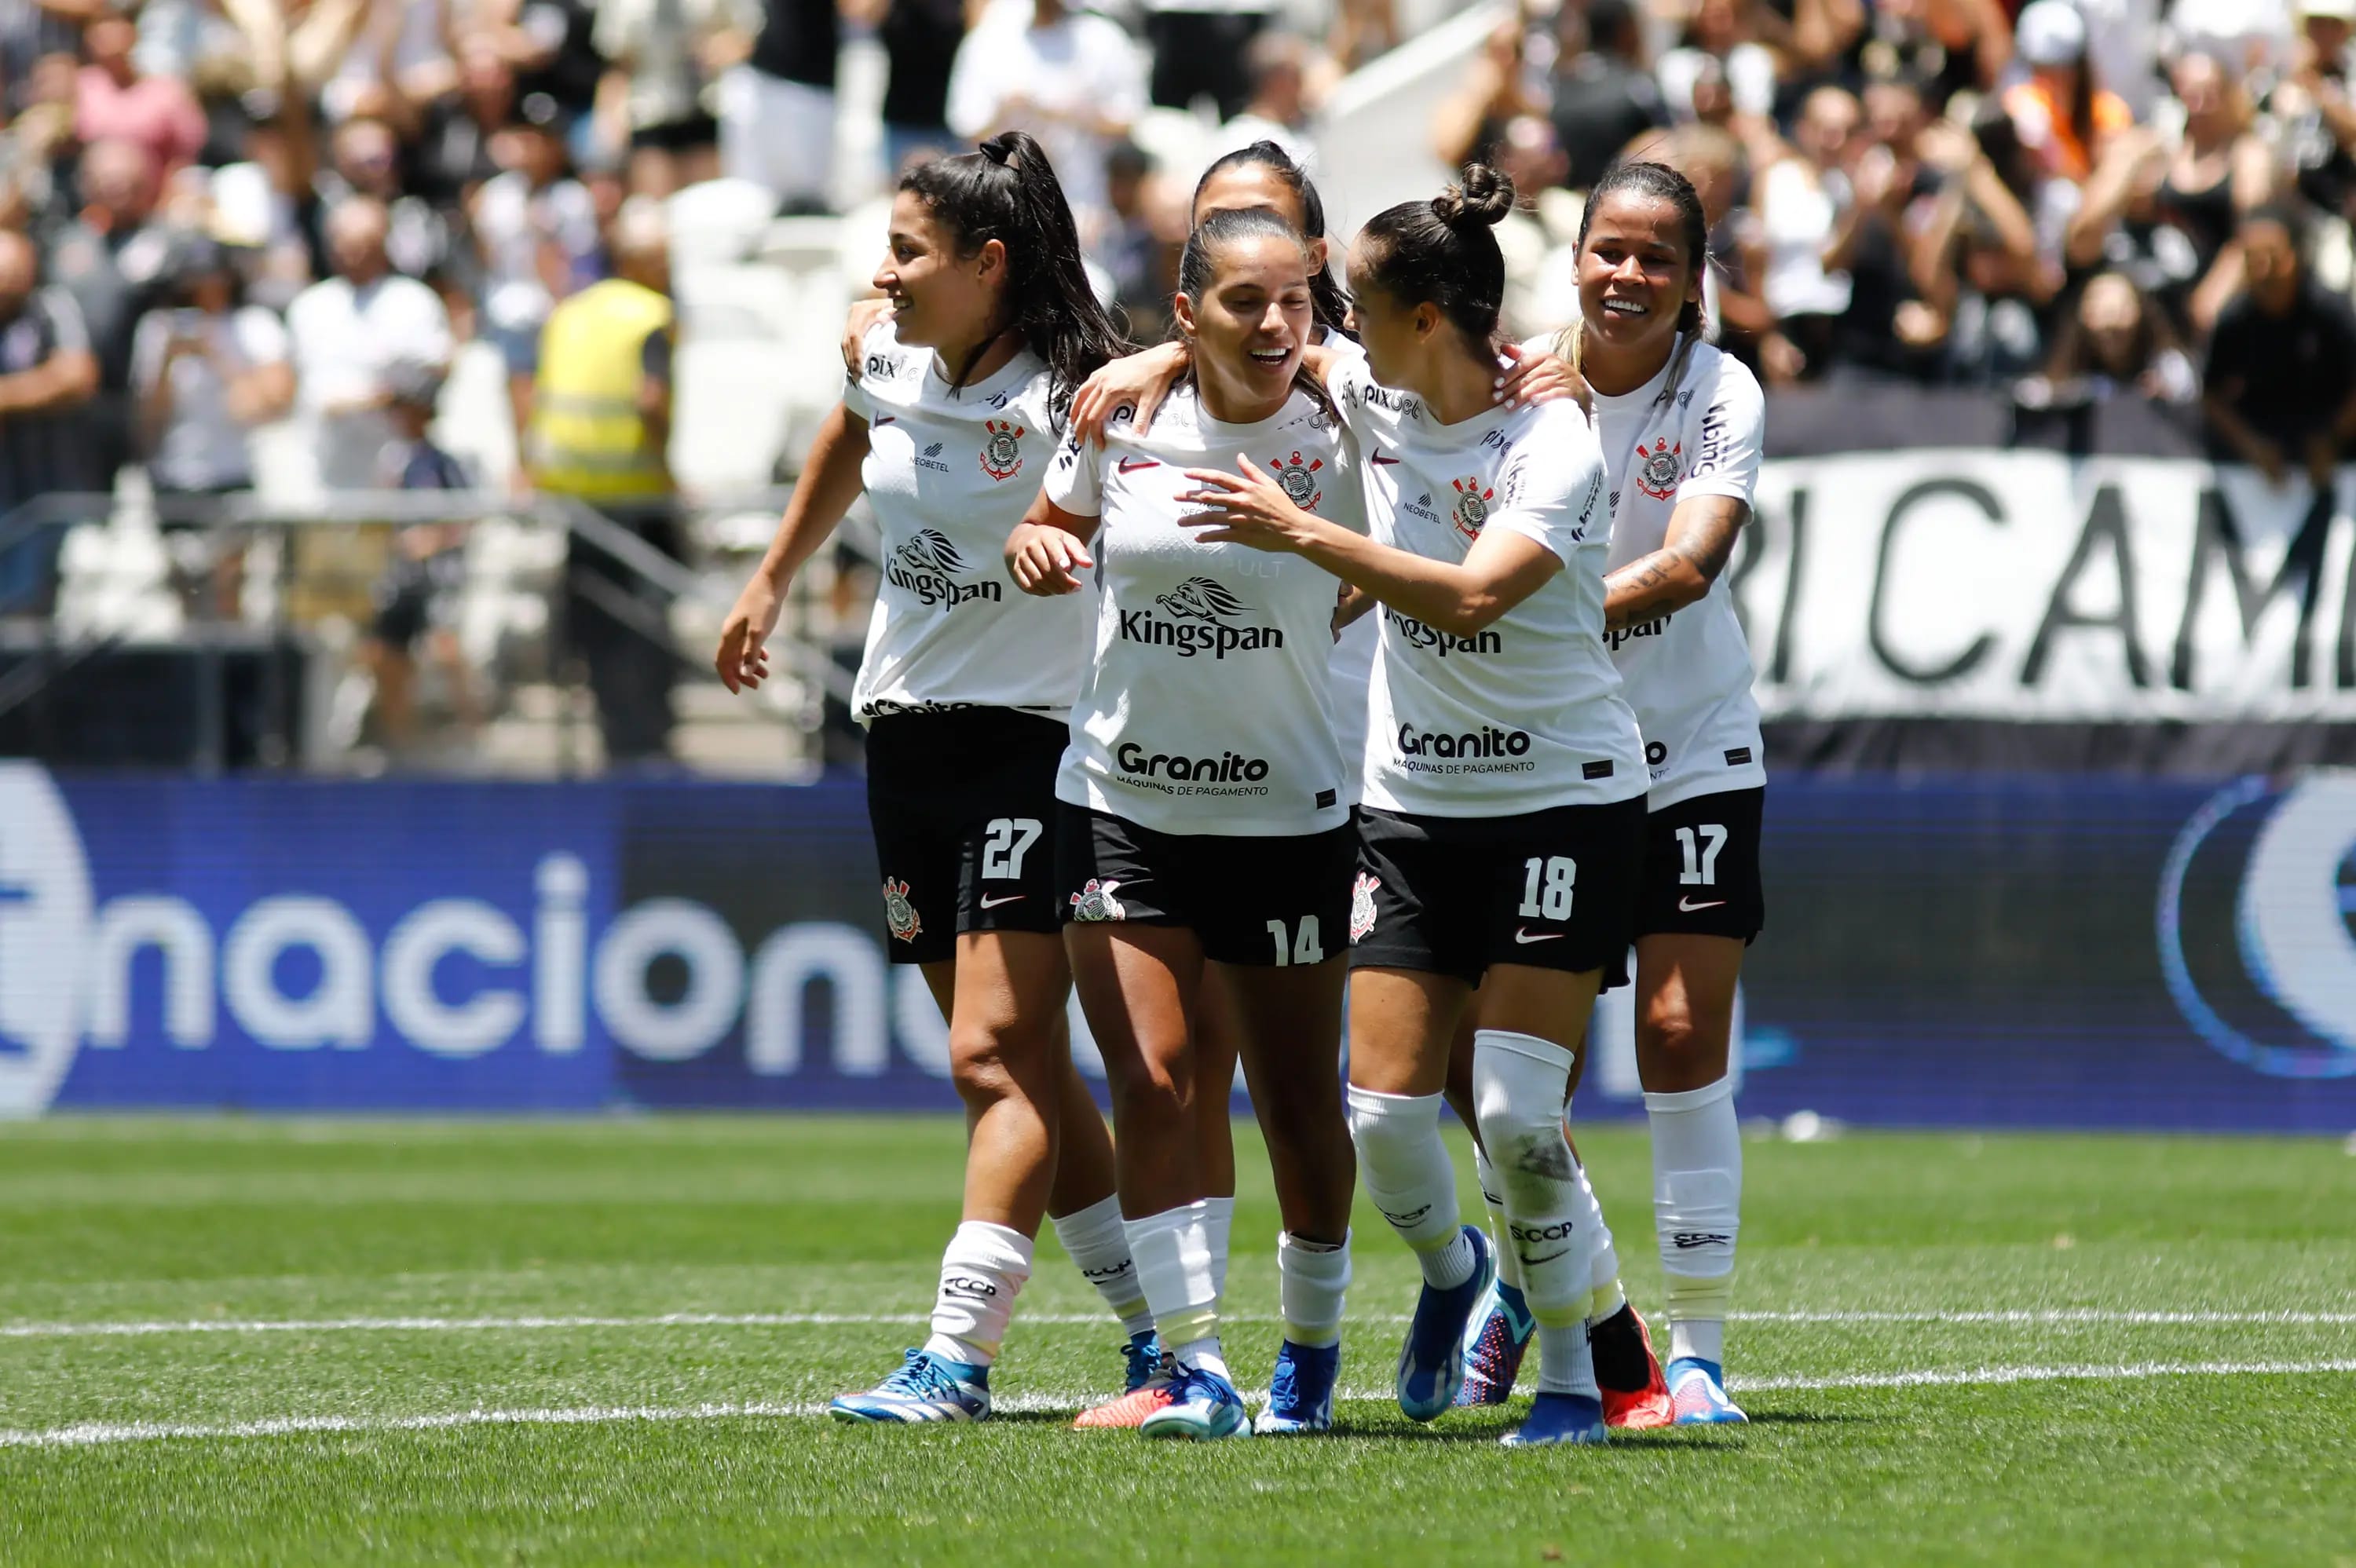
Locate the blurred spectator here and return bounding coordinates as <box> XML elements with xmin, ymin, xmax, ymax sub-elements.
<box><xmin>412</xmin><ymin>37</ymin><xmax>522</xmax><ymax>212</ymax></box>
<box><xmin>1432</xmin><ymin>16</ymin><xmax>1546</xmax><ymax>172</ymax></box>
<box><xmin>1658</xmin><ymin>0</ymin><xmax>1780</xmax><ymax>126</ymax></box>
<box><xmin>287</xmin><ymin>196</ymin><xmax>455</xmax><ymax>491</ymax></box>
<box><xmin>6</xmin><ymin>52</ymin><xmax>87</xmax><ymax>243</ymax></box>
<box><xmin>2003</xmin><ymin>0</ymin><xmax>2130</xmax><ymax>183</ymax></box>
<box><xmin>1099</xmin><ymin>138</ymin><xmax>1168</xmax><ymax>335</ymax></box>
<box><xmin>218</xmin><ymin>0</ymin><xmax>373</xmax><ymax>107</ymax></box>
<box><xmin>506</xmin><ymin>0</ymin><xmax>610</xmax><ymax>133</ymax></box>
<box><xmin>1219</xmin><ymin>31</ymin><xmax>1320</xmax><ymax>170</ymax></box>
<box><xmin>1550</xmin><ymin>0</ymin><xmax>1670</xmax><ymax>191</ymax></box>
<box><xmin>1750</xmin><ymin>85</ymin><xmax>1858</xmax><ymax>379</ymax></box>
<box><xmin>362</xmin><ymin>358</ymin><xmax>478</xmax><ymax>753</ymax></box>
<box><xmin>1</xmin><ymin>2</ymin><xmax>90</xmax><ymax>119</ymax></box>
<box><xmin>1823</xmin><ymin>75</ymin><xmax>1949</xmax><ymax>379</ymax></box>
<box><xmin>1139</xmin><ymin>0</ymin><xmax>1268</xmax><ymax>121</ymax></box>
<box><xmin>46</xmin><ymin>137</ymin><xmax>178</xmax><ymax>492</ymax></box>
<box><xmin>873</xmin><ymin>0</ymin><xmax>971</xmax><ymax>175</ymax></box>
<box><xmin>2277</xmin><ymin>0</ymin><xmax>2356</xmax><ymax>227</ymax></box>
<box><xmin>1490</xmin><ymin>114</ymin><xmax>1576</xmax><ymax>334</ymax></box>
<box><xmin>2077</xmin><ymin>0</ymin><xmax>2164</xmax><ymax>120</ymax></box>
<box><xmin>0</xmin><ymin>227</ymin><xmax>97</xmax><ymax>615</ymax></box>
<box><xmin>1331</xmin><ymin>0</ymin><xmax>1397</xmax><ymax>70</ymax></box>
<box><xmin>2022</xmin><ymin>269</ymin><xmax>2201</xmax><ymax>404</ymax></box>
<box><xmin>75</xmin><ymin>9</ymin><xmax>207</xmax><ymax>180</ymax></box>
<box><xmin>945</xmin><ymin>0</ymin><xmax>1144</xmax><ymax>239</ymax></box>
<box><xmin>131</xmin><ymin>236</ymin><xmax>294</xmax><ymax>506</ymax></box>
<box><xmin>593</xmin><ymin>0</ymin><xmax>760</xmax><ymax>196</ymax></box>
<box><xmin>2202</xmin><ymin>203</ymin><xmax>2356</xmax><ymax>487</ymax></box>
<box><xmin>1914</xmin><ymin>108</ymin><xmax>2060</xmax><ymax>382</ymax></box>
<box><xmin>309</xmin><ymin>113</ymin><xmax>450</xmax><ymax>282</ymax></box>
<box><xmin>524</xmin><ymin>196</ymin><xmax>679</xmax><ymax>764</ymax></box>
<box><xmin>718</xmin><ymin>0</ymin><xmax>840</xmax><ymax>213</ymax></box>
<box><xmin>472</xmin><ymin>94</ymin><xmax>602</xmax><ymax>432</ymax></box>
<box><xmin>1842</xmin><ymin>0</ymin><xmax>2010</xmax><ymax>117</ymax></box>
<box><xmin>2168</xmin><ymin>0</ymin><xmax>2295</xmax><ymax>80</ymax></box>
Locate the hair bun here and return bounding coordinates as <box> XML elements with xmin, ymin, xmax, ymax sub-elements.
<box><xmin>1433</xmin><ymin>165</ymin><xmax>1515</xmax><ymax>229</ymax></box>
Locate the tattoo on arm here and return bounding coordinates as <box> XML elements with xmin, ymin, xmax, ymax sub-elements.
<box><xmin>1667</xmin><ymin>496</ymin><xmax>1747</xmax><ymax>584</ymax></box>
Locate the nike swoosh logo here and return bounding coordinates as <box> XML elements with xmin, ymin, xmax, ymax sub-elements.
<box><xmin>978</xmin><ymin>894</ymin><xmax>1026</xmax><ymax>909</ymax></box>
<box><xmin>1118</xmin><ymin>458</ymin><xmax>1160</xmax><ymax>473</ymax></box>
<box><xmin>1513</xmin><ymin>928</ymin><xmax>1565</xmax><ymax>944</ymax></box>
<box><xmin>1524</xmin><ymin>1248</ymin><xmax>1571</xmax><ymax>1266</ymax></box>
<box><xmin>1371</xmin><ymin>454</ymin><xmax>1399</xmax><ymax>465</ymax></box>
<box><xmin>873</xmin><ymin>415</ymin><xmax>898</xmax><ymax>426</ymax></box>
<box><xmin>1677</xmin><ymin>897</ymin><xmax>1727</xmax><ymax>912</ymax></box>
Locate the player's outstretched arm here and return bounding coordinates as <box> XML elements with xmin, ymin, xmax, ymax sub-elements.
<box><xmin>1070</xmin><ymin>341</ymin><xmax>1188</xmax><ymax>446</ymax></box>
<box><xmin>716</xmin><ymin>403</ymin><xmax>871</xmax><ymax>693</ymax></box>
<box><xmin>1601</xmin><ymin>495</ymin><xmax>1747</xmax><ymax>633</ymax></box>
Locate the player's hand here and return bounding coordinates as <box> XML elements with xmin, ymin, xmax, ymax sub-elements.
<box><xmin>841</xmin><ymin>296</ymin><xmax>893</xmax><ymax>376</ymax></box>
<box><xmin>1006</xmin><ymin>521</ymin><xmax>1092</xmax><ymax>594</ymax></box>
<box><xmin>1179</xmin><ymin>458</ymin><xmax>1321</xmax><ymax>553</ymax></box>
<box><xmin>1071</xmin><ymin>342</ymin><xmax>1189</xmax><ymax>447</ymax></box>
<box><xmin>1495</xmin><ymin>342</ymin><xmax>1588</xmax><ymax>413</ymax></box>
<box><xmin>715</xmin><ymin>575</ymin><xmax>784</xmax><ymax>693</ymax></box>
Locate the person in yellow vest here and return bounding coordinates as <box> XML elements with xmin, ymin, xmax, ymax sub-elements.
<box><xmin>525</xmin><ymin>197</ymin><xmax>682</xmax><ymax>766</ymax></box>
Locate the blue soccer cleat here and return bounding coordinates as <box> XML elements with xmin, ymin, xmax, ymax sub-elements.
<box><xmin>1139</xmin><ymin>1364</ymin><xmax>1253</xmax><ymax>1441</ymax></box>
<box><xmin>1121</xmin><ymin>1331</ymin><xmax>1165</xmax><ymax>1392</ymax></box>
<box><xmin>829</xmin><ymin>1348</ymin><xmax>991</xmax><ymax>1424</ymax></box>
<box><xmin>1454</xmin><ymin>1274</ymin><xmax>1535</xmax><ymax>1406</ymax></box>
<box><xmin>1668</xmin><ymin>1357</ymin><xmax>1748</xmax><ymax>1424</ymax></box>
<box><xmin>1253</xmin><ymin>1340</ymin><xmax>1341</xmax><ymax>1435</ymax></box>
<box><xmin>1501</xmin><ymin>1391</ymin><xmax>1609</xmax><ymax>1447</ymax></box>
<box><xmin>1397</xmin><ymin>1224</ymin><xmax>1494</xmax><ymax>1421</ymax></box>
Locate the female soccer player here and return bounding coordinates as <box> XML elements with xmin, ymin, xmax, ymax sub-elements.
<box><xmin>1004</xmin><ymin>207</ymin><xmax>1363</xmax><ymax>1441</ymax></box>
<box><xmin>1546</xmin><ymin>159</ymin><xmax>1769</xmax><ymax>1425</ymax></box>
<box><xmin>715</xmin><ymin>133</ymin><xmax>1156</xmax><ymax>1424</ymax></box>
<box><xmin>1178</xmin><ymin>166</ymin><xmax>1647</xmax><ymax>1448</ymax></box>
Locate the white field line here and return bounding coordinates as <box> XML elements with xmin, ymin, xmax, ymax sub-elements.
<box><xmin>5</xmin><ymin>1359</ymin><xmax>2354</xmax><ymax>1451</ymax></box>
<box><xmin>4</xmin><ymin>1307</ymin><xmax>2356</xmax><ymax>1340</ymax></box>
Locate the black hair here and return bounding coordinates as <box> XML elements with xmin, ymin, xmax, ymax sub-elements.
<box><xmin>898</xmin><ymin>130</ymin><xmax>1133</xmax><ymax>421</ymax></box>
<box><xmin>1175</xmin><ymin>207</ymin><xmax>1333</xmax><ymax>418</ymax></box>
<box><xmin>1586</xmin><ymin>0</ymin><xmax>1641</xmax><ymax>55</ymax></box>
<box><xmin>2244</xmin><ymin>200</ymin><xmax>2309</xmax><ymax>247</ymax></box>
<box><xmin>1355</xmin><ymin>163</ymin><xmax>1515</xmax><ymax>355</ymax></box>
<box><xmin>1191</xmin><ymin>141</ymin><xmax>1350</xmax><ymax>334</ymax></box>
<box><xmin>1557</xmin><ymin>159</ymin><xmax>1709</xmax><ymax>405</ymax></box>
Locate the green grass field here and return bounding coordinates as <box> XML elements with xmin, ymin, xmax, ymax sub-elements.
<box><xmin>1</xmin><ymin>1116</ymin><xmax>2351</xmax><ymax>1565</ymax></box>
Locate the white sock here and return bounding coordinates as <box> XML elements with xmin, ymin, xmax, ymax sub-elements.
<box><xmin>923</xmin><ymin>1220</ymin><xmax>1033</xmax><ymax>1367</ymax></box>
<box><xmin>1278</xmin><ymin>1230</ymin><xmax>1352</xmax><ymax>1348</ymax></box>
<box><xmin>1173</xmin><ymin>1336</ymin><xmax>1229</xmax><ymax>1380</ymax></box>
<box><xmin>1535</xmin><ymin>1321</ymin><xmax>1601</xmax><ymax>1398</ymax></box>
<box><xmin>1470</xmin><ymin>1030</ymin><xmax>1586</xmax><ymax>1329</ymax></box>
<box><xmin>1205</xmin><ymin>1195</ymin><xmax>1235</xmax><ymax>1306</ymax></box>
<box><xmin>1571</xmin><ymin>1155</ymin><xmax>1625</xmax><ymax>1323</ymax></box>
<box><xmin>1124</xmin><ymin>1201</ymin><xmax>1221</xmax><ymax>1353</ymax></box>
<box><xmin>1648</xmin><ymin>1076</ymin><xmax>1740</xmax><ymax>1362</ymax></box>
<box><xmin>1051</xmin><ymin>1193</ymin><xmax>1154</xmax><ymax>1340</ymax></box>
<box><xmin>1347</xmin><ymin>1085</ymin><xmax>1472</xmax><ymax>1287</ymax></box>
<box><xmin>1472</xmin><ymin>1143</ymin><xmax>1524</xmax><ymax>1293</ymax></box>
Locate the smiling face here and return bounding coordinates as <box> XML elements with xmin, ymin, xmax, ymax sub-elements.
<box><xmin>873</xmin><ymin>189</ymin><xmax>1004</xmax><ymax>354</ymax></box>
<box><xmin>1576</xmin><ymin>188</ymin><xmax>1701</xmax><ymax>363</ymax></box>
<box><xmin>1175</xmin><ymin>230</ymin><xmax>1312</xmax><ymax>415</ymax></box>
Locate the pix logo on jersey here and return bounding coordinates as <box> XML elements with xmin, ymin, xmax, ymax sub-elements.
<box><xmin>1634</xmin><ymin>436</ymin><xmax>1684</xmax><ymax>500</ymax></box>
<box><xmin>979</xmin><ymin>420</ymin><xmax>1026</xmax><ymax>481</ymax></box>
<box><xmin>880</xmin><ymin>878</ymin><xmax>924</xmax><ymax>943</ymax></box>
<box><xmin>1268</xmin><ymin>450</ymin><xmax>1323</xmax><ymax>510</ymax></box>
<box><xmin>1450</xmin><ymin>477</ymin><xmax>1494</xmax><ymax>542</ymax></box>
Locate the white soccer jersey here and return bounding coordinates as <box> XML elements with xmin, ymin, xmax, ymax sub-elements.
<box><xmin>1045</xmin><ymin>383</ymin><xmax>1363</xmax><ymax>836</ymax></box>
<box><xmin>1577</xmin><ymin>335</ymin><xmax>1768</xmax><ymax>810</ymax></box>
<box><xmin>1331</xmin><ymin>359</ymin><xmax>1644</xmax><ymax>818</ymax></box>
<box><xmin>843</xmin><ymin>320</ymin><xmax>1089</xmax><ymax>720</ymax></box>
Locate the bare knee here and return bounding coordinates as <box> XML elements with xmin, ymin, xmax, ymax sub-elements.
<box><xmin>949</xmin><ymin>1020</ymin><xmax>1051</xmax><ymax>1112</ymax></box>
<box><xmin>1636</xmin><ymin>1001</ymin><xmax>1728</xmax><ymax>1090</ymax></box>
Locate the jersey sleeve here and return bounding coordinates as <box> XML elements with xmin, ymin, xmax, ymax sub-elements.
<box><xmin>1677</xmin><ymin>356</ymin><xmax>1764</xmax><ymax>508</ymax></box>
<box><xmin>1323</xmin><ymin>351</ymin><xmax>1378</xmax><ymax>439</ymax></box>
<box><xmin>1044</xmin><ymin>426</ymin><xmax>1106</xmax><ymax>518</ymax></box>
<box><xmin>1485</xmin><ymin>407</ymin><xmax>1609</xmax><ymax>568</ymax></box>
<box><xmin>840</xmin><ymin>322</ymin><xmax>882</xmax><ymax>422</ymax></box>
<box><xmin>1317</xmin><ymin>422</ymin><xmax>1366</xmax><ymax>537</ymax></box>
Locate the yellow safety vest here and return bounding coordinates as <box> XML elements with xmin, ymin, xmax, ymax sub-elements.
<box><xmin>528</xmin><ymin>279</ymin><xmax>675</xmax><ymax>499</ymax></box>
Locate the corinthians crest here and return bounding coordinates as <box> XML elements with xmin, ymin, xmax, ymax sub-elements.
<box><xmin>881</xmin><ymin>878</ymin><xmax>923</xmax><ymax>942</ymax></box>
<box><xmin>980</xmin><ymin>419</ymin><xmax>1026</xmax><ymax>481</ymax></box>
<box><xmin>1349</xmin><ymin>872</ymin><xmax>1381</xmax><ymax>941</ymax></box>
<box><xmin>1268</xmin><ymin>449</ymin><xmax>1323</xmax><ymax>510</ymax></box>
<box><xmin>1069</xmin><ymin>878</ymin><xmax>1126</xmax><ymax>922</ymax></box>
<box><xmin>1450</xmin><ymin>477</ymin><xmax>1494</xmax><ymax>542</ymax></box>
<box><xmin>1633</xmin><ymin>435</ymin><xmax>1683</xmax><ymax>499</ymax></box>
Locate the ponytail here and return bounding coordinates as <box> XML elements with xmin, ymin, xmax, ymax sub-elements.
<box><xmin>1192</xmin><ymin>140</ymin><xmax>1351</xmax><ymax>334</ymax></box>
<box><xmin>898</xmin><ymin>130</ymin><xmax>1135</xmax><ymax>424</ymax></box>
<box><xmin>1558</xmin><ymin>159</ymin><xmax>1710</xmax><ymax>408</ymax></box>
<box><xmin>1355</xmin><ymin>164</ymin><xmax>1515</xmax><ymax>354</ymax></box>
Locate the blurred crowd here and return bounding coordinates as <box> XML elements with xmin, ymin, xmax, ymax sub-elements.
<box><xmin>1417</xmin><ymin>0</ymin><xmax>2356</xmax><ymax>484</ymax></box>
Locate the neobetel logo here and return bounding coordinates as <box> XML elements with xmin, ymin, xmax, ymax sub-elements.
<box><xmin>1386</xmin><ymin>607</ymin><xmax>1502</xmax><ymax>658</ymax></box>
<box><xmin>888</xmin><ymin>529</ymin><xmax>1002</xmax><ymax>609</ymax></box>
<box><xmin>1397</xmin><ymin>722</ymin><xmax>1531</xmax><ymax>759</ymax></box>
<box><xmin>0</xmin><ymin>763</ymin><xmax>1138</xmax><ymax>1112</ymax></box>
<box><xmin>2158</xmin><ymin>772</ymin><xmax>2356</xmax><ymax>1078</ymax></box>
<box><xmin>1119</xmin><ymin>577</ymin><xmax>1283</xmax><ymax>659</ymax></box>
<box><xmin>1114</xmin><ymin>742</ymin><xmax>1271</xmax><ymax>783</ymax></box>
